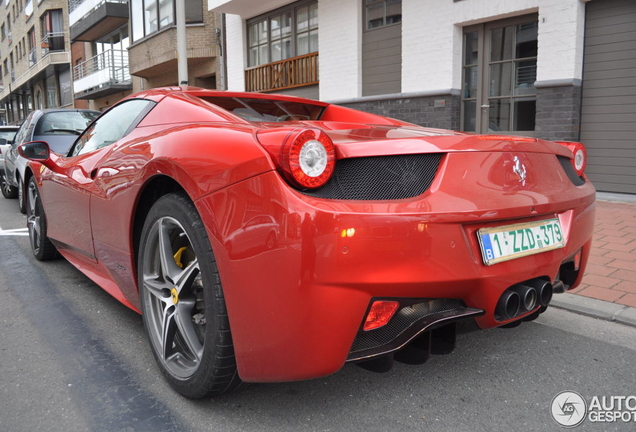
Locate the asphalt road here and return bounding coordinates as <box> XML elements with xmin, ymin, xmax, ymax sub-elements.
<box><xmin>1</xmin><ymin>196</ymin><xmax>635</xmax><ymax>432</ymax></box>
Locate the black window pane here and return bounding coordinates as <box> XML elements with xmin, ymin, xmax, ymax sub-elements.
<box><xmin>514</xmin><ymin>98</ymin><xmax>536</xmax><ymax>131</ymax></box>
<box><xmin>490</xmin><ymin>26</ymin><xmax>513</xmax><ymax>62</ymax></box>
<box><xmin>515</xmin><ymin>60</ymin><xmax>536</xmax><ymax>95</ymax></box>
<box><xmin>516</xmin><ymin>22</ymin><xmax>538</xmax><ymax>58</ymax></box>
<box><xmin>463</xmin><ymin>100</ymin><xmax>476</xmax><ymax>132</ymax></box>
<box><xmin>489</xmin><ymin>62</ymin><xmax>512</xmax><ymax>97</ymax></box>
<box><xmin>463</xmin><ymin>66</ymin><xmax>478</xmax><ymax>98</ymax></box>
<box><xmin>464</xmin><ymin>31</ymin><xmax>478</xmax><ymax>66</ymax></box>
<box><xmin>488</xmin><ymin>100</ymin><xmax>510</xmax><ymax>132</ymax></box>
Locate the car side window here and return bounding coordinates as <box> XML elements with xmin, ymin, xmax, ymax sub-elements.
<box><xmin>71</xmin><ymin>99</ymin><xmax>155</xmax><ymax>157</ymax></box>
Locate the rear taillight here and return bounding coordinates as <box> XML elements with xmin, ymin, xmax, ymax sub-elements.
<box><xmin>281</xmin><ymin>128</ymin><xmax>335</xmax><ymax>189</ymax></box>
<box><xmin>556</xmin><ymin>141</ymin><xmax>587</xmax><ymax>177</ymax></box>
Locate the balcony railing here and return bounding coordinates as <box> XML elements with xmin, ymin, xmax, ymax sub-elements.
<box><xmin>245</xmin><ymin>52</ymin><xmax>318</xmax><ymax>93</ymax></box>
<box><xmin>41</xmin><ymin>32</ymin><xmax>66</xmax><ymax>57</ymax></box>
<box><xmin>73</xmin><ymin>49</ymin><xmax>130</xmax><ymax>94</ymax></box>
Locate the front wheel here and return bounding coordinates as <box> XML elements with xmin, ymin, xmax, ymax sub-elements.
<box><xmin>27</xmin><ymin>177</ymin><xmax>58</xmax><ymax>260</ymax></box>
<box><xmin>138</xmin><ymin>193</ymin><xmax>240</xmax><ymax>398</ymax></box>
<box><xmin>1</xmin><ymin>173</ymin><xmax>17</xmax><ymax>199</ymax></box>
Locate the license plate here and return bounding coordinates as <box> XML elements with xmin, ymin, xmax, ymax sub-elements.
<box><xmin>477</xmin><ymin>218</ymin><xmax>565</xmax><ymax>266</ymax></box>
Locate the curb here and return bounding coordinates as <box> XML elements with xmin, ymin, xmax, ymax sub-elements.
<box><xmin>550</xmin><ymin>293</ymin><xmax>636</xmax><ymax>328</ymax></box>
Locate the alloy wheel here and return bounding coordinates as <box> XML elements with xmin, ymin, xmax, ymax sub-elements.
<box><xmin>27</xmin><ymin>180</ymin><xmax>42</xmax><ymax>254</ymax></box>
<box><xmin>141</xmin><ymin>216</ymin><xmax>206</xmax><ymax>379</ymax></box>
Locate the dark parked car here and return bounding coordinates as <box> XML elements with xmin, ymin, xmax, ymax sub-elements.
<box><xmin>1</xmin><ymin>109</ymin><xmax>99</xmax><ymax>213</ymax></box>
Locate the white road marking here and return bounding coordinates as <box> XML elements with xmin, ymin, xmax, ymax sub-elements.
<box><xmin>0</xmin><ymin>225</ymin><xmax>29</xmax><ymax>236</ymax></box>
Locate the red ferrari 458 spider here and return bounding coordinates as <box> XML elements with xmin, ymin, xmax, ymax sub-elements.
<box><xmin>19</xmin><ymin>87</ymin><xmax>595</xmax><ymax>398</ymax></box>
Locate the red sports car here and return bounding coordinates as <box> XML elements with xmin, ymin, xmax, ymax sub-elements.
<box><xmin>20</xmin><ymin>87</ymin><xmax>595</xmax><ymax>398</ymax></box>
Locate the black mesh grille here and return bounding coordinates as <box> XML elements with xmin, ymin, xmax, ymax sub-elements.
<box><xmin>302</xmin><ymin>154</ymin><xmax>443</xmax><ymax>200</ymax></box>
<box><xmin>557</xmin><ymin>156</ymin><xmax>586</xmax><ymax>186</ymax></box>
<box><xmin>350</xmin><ymin>299</ymin><xmax>465</xmax><ymax>354</ymax></box>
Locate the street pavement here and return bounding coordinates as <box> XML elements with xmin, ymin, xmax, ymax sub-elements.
<box><xmin>550</xmin><ymin>193</ymin><xmax>636</xmax><ymax>327</ymax></box>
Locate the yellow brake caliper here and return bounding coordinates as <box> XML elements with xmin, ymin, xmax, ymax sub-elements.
<box><xmin>170</xmin><ymin>247</ymin><xmax>188</xmax><ymax>304</ymax></box>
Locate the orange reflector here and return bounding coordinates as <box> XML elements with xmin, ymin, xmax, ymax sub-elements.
<box><xmin>574</xmin><ymin>250</ymin><xmax>582</xmax><ymax>271</ymax></box>
<box><xmin>363</xmin><ymin>301</ymin><xmax>399</xmax><ymax>331</ymax></box>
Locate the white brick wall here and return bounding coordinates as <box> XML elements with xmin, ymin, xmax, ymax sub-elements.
<box><xmin>403</xmin><ymin>0</ymin><xmax>586</xmax><ymax>93</ymax></box>
<box><xmin>216</xmin><ymin>0</ymin><xmax>586</xmax><ymax>97</ymax></box>
<box><xmin>318</xmin><ymin>0</ymin><xmax>362</xmax><ymax>101</ymax></box>
<box><xmin>225</xmin><ymin>14</ymin><xmax>246</xmax><ymax>92</ymax></box>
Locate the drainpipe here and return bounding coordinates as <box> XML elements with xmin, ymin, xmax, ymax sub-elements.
<box><xmin>176</xmin><ymin>0</ymin><xmax>188</xmax><ymax>85</ymax></box>
<box><xmin>216</xmin><ymin>14</ymin><xmax>227</xmax><ymax>90</ymax></box>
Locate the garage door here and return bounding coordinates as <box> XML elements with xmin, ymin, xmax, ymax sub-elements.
<box><xmin>580</xmin><ymin>0</ymin><xmax>636</xmax><ymax>194</ymax></box>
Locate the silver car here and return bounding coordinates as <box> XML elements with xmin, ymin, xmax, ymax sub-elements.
<box><xmin>0</xmin><ymin>125</ymin><xmax>19</xmax><ymax>175</ymax></box>
<box><xmin>1</xmin><ymin>109</ymin><xmax>99</xmax><ymax>213</ymax></box>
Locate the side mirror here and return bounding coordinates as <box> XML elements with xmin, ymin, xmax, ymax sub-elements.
<box><xmin>19</xmin><ymin>141</ymin><xmax>51</xmax><ymax>161</ymax></box>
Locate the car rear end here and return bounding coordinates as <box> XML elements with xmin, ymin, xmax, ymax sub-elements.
<box><xmin>195</xmin><ymin>118</ymin><xmax>595</xmax><ymax>382</ymax></box>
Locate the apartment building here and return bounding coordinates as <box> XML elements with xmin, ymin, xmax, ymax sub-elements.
<box><xmin>209</xmin><ymin>0</ymin><xmax>636</xmax><ymax>195</ymax></box>
<box><xmin>69</xmin><ymin>0</ymin><xmax>133</xmax><ymax>110</ymax></box>
<box><xmin>68</xmin><ymin>0</ymin><xmax>223</xmax><ymax>110</ymax></box>
<box><xmin>0</xmin><ymin>0</ymin><xmax>73</xmax><ymax>124</ymax></box>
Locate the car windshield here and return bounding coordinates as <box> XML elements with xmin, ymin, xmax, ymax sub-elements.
<box><xmin>200</xmin><ymin>97</ymin><xmax>324</xmax><ymax>122</ymax></box>
<box><xmin>0</xmin><ymin>130</ymin><xmax>17</xmax><ymax>141</ymax></box>
<box><xmin>35</xmin><ymin>111</ymin><xmax>99</xmax><ymax>136</ymax></box>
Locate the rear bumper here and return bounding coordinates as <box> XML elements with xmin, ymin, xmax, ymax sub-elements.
<box><xmin>196</xmin><ymin>163</ymin><xmax>596</xmax><ymax>382</ymax></box>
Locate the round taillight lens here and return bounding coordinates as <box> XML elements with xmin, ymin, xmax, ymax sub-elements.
<box><xmin>574</xmin><ymin>148</ymin><xmax>585</xmax><ymax>172</ymax></box>
<box><xmin>284</xmin><ymin>129</ymin><xmax>335</xmax><ymax>189</ymax></box>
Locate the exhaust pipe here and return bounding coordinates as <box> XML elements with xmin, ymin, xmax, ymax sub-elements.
<box><xmin>511</xmin><ymin>284</ymin><xmax>538</xmax><ymax>312</ymax></box>
<box><xmin>522</xmin><ymin>278</ymin><xmax>554</xmax><ymax>307</ymax></box>
<box><xmin>496</xmin><ymin>290</ymin><xmax>520</xmax><ymax>320</ymax></box>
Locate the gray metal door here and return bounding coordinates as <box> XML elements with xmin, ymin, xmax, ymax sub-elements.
<box><xmin>580</xmin><ymin>0</ymin><xmax>636</xmax><ymax>194</ymax></box>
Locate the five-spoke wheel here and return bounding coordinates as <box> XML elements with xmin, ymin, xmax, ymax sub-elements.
<box><xmin>138</xmin><ymin>193</ymin><xmax>240</xmax><ymax>398</ymax></box>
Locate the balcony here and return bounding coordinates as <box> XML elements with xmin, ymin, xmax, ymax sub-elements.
<box><xmin>41</xmin><ymin>32</ymin><xmax>66</xmax><ymax>57</ymax></box>
<box><xmin>70</xmin><ymin>0</ymin><xmax>129</xmax><ymax>42</ymax></box>
<box><xmin>73</xmin><ymin>49</ymin><xmax>131</xmax><ymax>99</ymax></box>
<box><xmin>245</xmin><ymin>52</ymin><xmax>319</xmax><ymax>93</ymax></box>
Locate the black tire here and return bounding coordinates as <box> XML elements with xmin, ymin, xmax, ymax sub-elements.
<box><xmin>18</xmin><ymin>177</ymin><xmax>27</xmax><ymax>214</ymax></box>
<box><xmin>1</xmin><ymin>172</ymin><xmax>18</xmax><ymax>199</ymax></box>
<box><xmin>138</xmin><ymin>193</ymin><xmax>240</xmax><ymax>398</ymax></box>
<box><xmin>26</xmin><ymin>177</ymin><xmax>58</xmax><ymax>261</ymax></box>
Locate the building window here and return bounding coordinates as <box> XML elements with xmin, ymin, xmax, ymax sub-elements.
<box><xmin>461</xmin><ymin>17</ymin><xmax>538</xmax><ymax>135</ymax></box>
<box><xmin>130</xmin><ymin>0</ymin><xmax>203</xmax><ymax>43</ymax></box>
<box><xmin>365</xmin><ymin>0</ymin><xmax>401</xmax><ymax>30</ymax></box>
<box><xmin>247</xmin><ymin>0</ymin><xmax>318</xmax><ymax>67</ymax></box>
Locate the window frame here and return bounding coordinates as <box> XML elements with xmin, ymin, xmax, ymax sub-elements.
<box><xmin>129</xmin><ymin>0</ymin><xmax>204</xmax><ymax>44</ymax></box>
<box><xmin>364</xmin><ymin>0</ymin><xmax>402</xmax><ymax>31</ymax></box>
<box><xmin>246</xmin><ymin>0</ymin><xmax>318</xmax><ymax>68</ymax></box>
<box><xmin>460</xmin><ymin>14</ymin><xmax>539</xmax><ymax>136</ymax></box>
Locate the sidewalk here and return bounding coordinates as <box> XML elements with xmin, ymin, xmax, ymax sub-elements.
<box><xmin>550</xmin><ymin>194</ymin><xmax>636</xmax><ymax>326</ymax></box>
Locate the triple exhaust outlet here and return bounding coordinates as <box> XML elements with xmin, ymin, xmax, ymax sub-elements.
<box><xmin>496</xmin><ymin>278</ymin><xmax>554</xmax><ymax>321</ymax></box>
